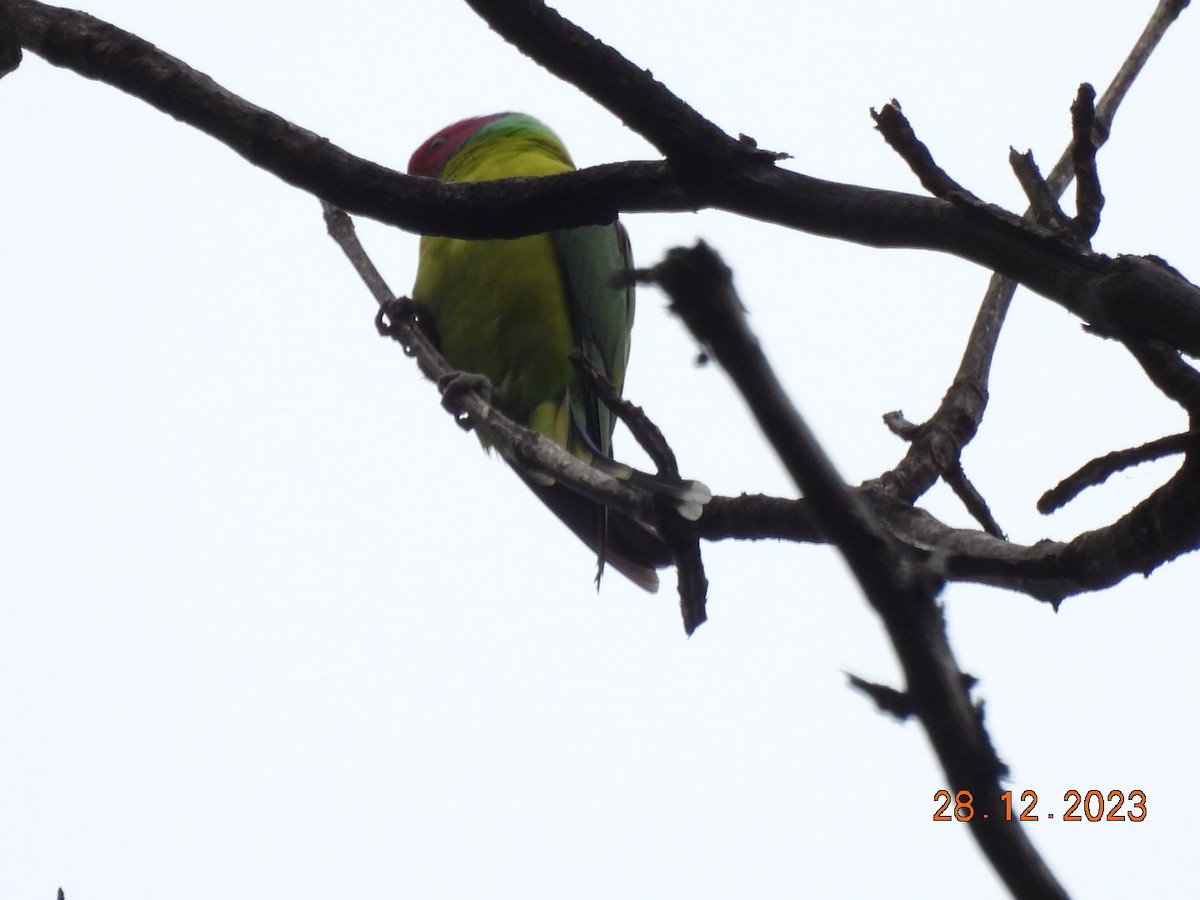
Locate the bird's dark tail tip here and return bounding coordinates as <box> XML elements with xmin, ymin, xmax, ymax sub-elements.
<box><xmin>519</xmin><ymin>473</ymin><xmax>670</xmax><ymax>592</ymax></box>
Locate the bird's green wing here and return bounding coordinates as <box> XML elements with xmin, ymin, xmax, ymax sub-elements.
<box><xmin>551</xmin><ymin>222</ymin><xmax>634</xmax><ymax>458</ymax></box>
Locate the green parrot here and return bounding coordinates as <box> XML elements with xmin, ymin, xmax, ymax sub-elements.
<box><xmin>408</xmin><ymin>112</ymin><xmax>705</xmax><ymax>592</ymax></box>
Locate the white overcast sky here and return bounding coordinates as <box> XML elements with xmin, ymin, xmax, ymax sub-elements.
<box><xmin>2</xmin><ymin>1</ymin><xmax>1197</xmax><ymax>897</ymax></box>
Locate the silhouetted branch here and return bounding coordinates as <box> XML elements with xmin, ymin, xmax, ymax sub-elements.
<box><xmin>1009</xmin><ymin>149</ymin><xmax>1074</xmax><ymax>234</ymax></box>
<box><xmin>1125</xmin><ymin>332</ymin><xmax>1200</xmax><ymax>416</ymax></box>
<box><xmin>1039</xmin><ymin>430</ymin><xmax>1198</xmax><ymax>513</ymax></box>
<box><xmin>872</xmin><ymin>100</ymin><xmax>974</xmax><ymax>200</ymax></box>
<box><xmin>636</xmin><ymin>241</ymin><xmax>1065</xmax><ymax>898</ymax></box>
<box><xmin>570</xmin><ymin>350</ymin><xmax>708</xmax><ymax>632</ymax></box>
<box><xmin>846</xmin><ymin>673</ymin><xmax>914</xmax><ymax>719</ymax></box>
<box><xmin>570</xmin><ymin>351</ymin><xmax>680</xmax><ymax>476</ymax></box>
<box><xmin>0</xmin><ymin>33</ymin><xmax>20</xmax><ymax>77</ymax></box>
<box><xmin>884</xmin><ymin>411</ymin><xmax>1004</xmax><ymax>537</ymax></box>
<box><xmin>463</xmin><ymin>0</ymin><xmax>773</xmax><ymax>171</ymax></box>
<box><xmin>6</xmin><ymin>0</ymin><xmax>1200</xmax><ymax>357</ymax></box>
<box><xmin>656</xmin><ymin>511</ymin><xmax>708</xmax><ymax>635</ymax></box>
<box><xmin>944</xmin><ymin>467</ymin><xmax>1006</xmax><ymax>538</ymax></box>
<box><xmin>883</xmin><ymin>0</ymin><xmax>1193</xmax><ymax>508</ymax></box>
<box><xmin>1070</xmin><ymin>84</ymin><xmax>1104</xmax><ymax>241</ymax></box>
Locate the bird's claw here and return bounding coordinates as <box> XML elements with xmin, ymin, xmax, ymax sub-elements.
<box><xmin>375</xmin><ymin>297</ymin><xmax>418</xmax><ymax>337</ymax></box>
<box><xmin>438</xmin><ymin>371</ymin><xmax>494</xmax><ymax>431</ymax></box>
<box><xmin>375</xmin><ymin>297</ymin><xmax>440</xmax><ymax>358</ymax></box>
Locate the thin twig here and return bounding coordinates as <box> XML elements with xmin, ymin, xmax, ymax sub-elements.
<box><xmin>1070</xmin><ymin>84</ymin><xmax>1105</xmax><ymax>241</ymax></box>
<box><xmin>569</xmin><ymin>350</ymin><xmax>708</xmax><ymax>632</ymax></box>
<box><xmin>569</xmin><ymin>350</ymin><xmax>680</xmax><ymax>475</ymax></box>
<box><xmin>884</xmin><ymin>411</ymin><xmax>1004</xmax><ymax>537</ymax></box>
<box><xmin>1008</xmin><ymin>149</ymin><xmax>1074</xmax><ymax>234</ymax></box>
<box><xmin>656</xmin><ymin>511</ymin><xmax>709</xmax><ymax>635</ymax></box>
<box><xmin>1124</xmin><ymin>334</ymin><xmax>1200</xmax><ymax>417</ymax></box>
<box><xmin>1039</xmin><ymin>430</ymin><xmax>1200</xmax><ymax>513</ymax></box>
<box><xmin>884</xmin><ymin>0</ymin><xmax>1192</xmax><ymax>503</ymax></box>
<box><xmin>322</xmin><ymin>204</ymin><xmax>395</xmax><ymax>308</ymax></box>
<box><xmin>944</xmin><ymin>465</ymin><xmax>1006</xmax><ymax>538</ymax></box>
<box><xmin>846</xmin><ymin>673</ymin><xmax>914</xmax><ymax>720</ymax></box>
<box><xmin>872</xmin><ymin>101</ymin><xmax>974</xmax><ymax>199</ymax></box>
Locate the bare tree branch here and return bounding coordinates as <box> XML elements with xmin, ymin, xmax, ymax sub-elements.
<box><xmin>1039</xmin><ymin>429</ymin><xmax>1199</xmax><ymax>513</ymax></box>
<box><xmin>639</xmin><ymin>242</ymin><xmax>1066</xmax><ymax>899</ymax></box>
<box><xmin>570</xmin><ymin>350</ymin><xmax>709</xmax><ymax>632</ymax></box>
<box><xmin>1070</xmin><ymin>83</ymin><xmax>1105</xmax><ymax>241</ymax></box>
<box><xmin>1009</xmin><ymin>149</ymin><xmax>1074</xmax><ymax>235</ymax></box>
<box><xmin>5</xmin><ymin>0</ymin><xmax>1200</xmax><ymax>356</ymax></box>
<box><xmin>871</xmin><ymin>100</ymin><xmax>975</xmax><ymax>200</ymax></box>
<box><xmin>884</xmin><ymin>411</ymin><xmax>1005</xmax><ymax>538</ymax></box>
<box><xmin>1126</xmin><ymin>336</ymin><xmax>1200</xmax><ymax>414</ymax></box>
<box><xmin>462</xmin><ymin>0</ymin><xmax>767</xmax><ymax>169</ymax></box>
<box><xmin>883</xmin><ymin>0</ymin><xmax>1193</xmax><ymax>507</ymax></box>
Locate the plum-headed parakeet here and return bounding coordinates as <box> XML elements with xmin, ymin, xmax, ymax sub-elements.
<box><xmin>408</xmin><ymin>112</ymin><xmax>704</xmax><ymax>592</ymax></box>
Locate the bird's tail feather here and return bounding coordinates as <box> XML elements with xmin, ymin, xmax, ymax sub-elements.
<box><xmin>585</xmin><ymin>454</ymin><xmax>712</xmax><ymax>522</ymax></box>
<box><xmin>517</xmin><ymin>472</ymin><xmax>673</xmax><ymax>593</ymax></box>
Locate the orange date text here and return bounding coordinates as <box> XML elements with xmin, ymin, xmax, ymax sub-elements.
<box><xmin>932</xmin><ymin>789</ymin><xmax>1146</xmax><ymax>822</ymax></box>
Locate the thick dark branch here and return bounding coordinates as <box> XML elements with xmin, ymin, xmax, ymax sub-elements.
<box><xmin>1126</xmin><ymin>337</ymin><xmax>1200</xmax><ymax>414</ymax></box>
<box><xmin>463</xmin><ymin>0</ymin><xmax>769</xmax><ymax>171</ymax></box>
<box><xmin>636</xmin><ymin>243</ymin><xmax>923</xmax><ymax>605</ymax></box>
<box><xmin>0</xmin><ymin>1</ymin><xmax>692</xmax><ymax>234</ymax></box>
<box><xmin>0</xmin><ymin>33</ymin><xmax>20</xmax><ymax>77</ymax></box>
<box><xmin>636</xmin><ymin>242</ymin><xmax>933</xmax><ymax>601</ymax></box>
<box><xmin>6</xmin><ymin>0</ymin><xmax>1200</xmax><ymax>359</ymax></box>
<box><xmin>717</xmin><ymin>164</ymin><xmax>1200</xmax><ymax>355</ymax></box>
<box><xmin>694</xmin><ymin>494</ymin><xmax>827</xmax><ymax>544</ymax></box>
<box><xmin>639</xmin><ymin>243</ymin><xmax>1063</xmax><ymax>898</ymax></box>
<box><xmin>699</xmin><ymin>457</ymin><xmax>1200</xmax><ymax>606</ymax></box>
<box><xmin>873</xmin><ymin>458</ymin><xmax>1200</xmax><ymax>603</ymax></box>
